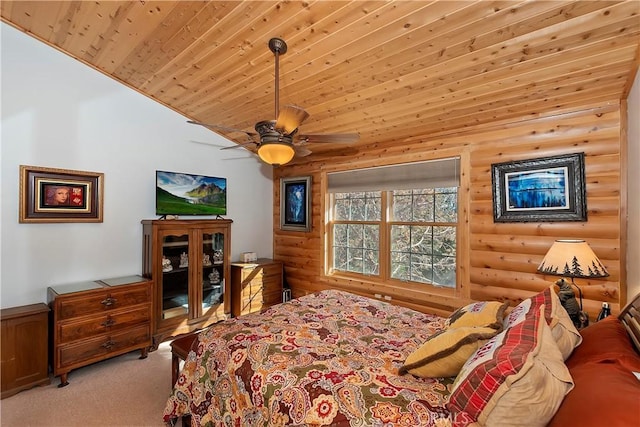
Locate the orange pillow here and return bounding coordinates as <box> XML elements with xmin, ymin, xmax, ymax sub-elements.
<box><xmin>550</xmin><ymin>316</ymin><xmax>640</xmax><ymax>427</ymax></box>
<box><xmin>566</xmin><ymin>316</ymin><xmax>640</xmax><ymax>372</ymax></box>
<box><xmin>548</xmin><ymin>361</ymin><xmax>640</xmax><ymax>427</ymax></box>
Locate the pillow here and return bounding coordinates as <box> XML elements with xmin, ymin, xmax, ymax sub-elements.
<box><xmin>566</xmin><ymin>315</ymin><xmax>640</xmax><ymax>372</ymax></box>
<box><xmin>548</xmin><ymin>361</ymin><xmax>640</xmax><ymax>427</ymax></box>
<box><xmin>447</xmin><ymin>301</ymin><xmax>509</xmax><ymax>330</ymax></box>
<box><xmin>506</xmin><ymin>286</ymin><xmax>581</xmax><ymax>360</ymax></box>
<box><xmin>447</xmin><ymin>305</ymin><xmax>574</xmax><ymax>427</ymax></box>
<box><xmin>549</xmin><ymin>315</ymin><xmax>640</xmax><ymax>427</ymax></box>
<box><xmin>400</xmin><ymin>326</ymin><xmax>500</xmax><ymax>378</ymax></box>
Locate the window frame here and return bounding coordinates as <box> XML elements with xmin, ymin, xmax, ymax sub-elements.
<box><xmin>326</xmin><ymin>187</ymin><xmax>460</xmax><ymax>295</ymax></box>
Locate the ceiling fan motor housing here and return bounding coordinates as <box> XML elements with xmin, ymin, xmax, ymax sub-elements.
<box><xmin>255</xmin><ymin>120</ymin><xmax>293</xmax><ymax>144</ymax></box>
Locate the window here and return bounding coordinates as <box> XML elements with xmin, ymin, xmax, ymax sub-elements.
<box><xmin>333</xmin><ymin>191</ymin><xmax>381</xmax><ymax>275</ymax></box>
<box><xmin>327</xmin><ymin>158</ymin><xmax>459</xmax><ymax>289</ymax></box>
<box><xmin>389</xmin><ymin>188</ymin><xmax>457</xmax><ymax>286</ymax></box>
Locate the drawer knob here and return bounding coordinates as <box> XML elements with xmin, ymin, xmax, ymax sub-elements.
<box><xmin>101</xmin><ymin>340</ymin><xmax>116</xmax><ymax>350</ymax></box>
<box><xmin>101</xmin><ymin>317</ymin><xmax>115</xmax><ymax>328</ymax></box>
<box><xmin>101</xmin><ymin>296</ymin><xmax>117</xmax><ymax>307</ymax></box>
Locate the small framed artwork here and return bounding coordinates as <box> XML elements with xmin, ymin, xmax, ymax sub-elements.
<box><xmin>19</xmin><ymin>165</ymin><xmax>104</xmax><ymax>223</ymax></box>
<box><xmin>280</xmin><ymin>176</ymin><xmax>311</xmax><ymax>231</ymax></box>
<box><xmin>491</xmin><ymin>153</ymin><xmax>586</xmax><ymax>223</ymax></box>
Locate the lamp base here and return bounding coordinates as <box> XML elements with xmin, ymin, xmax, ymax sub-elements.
<box><xmin>554</xmin><ymin>278</ymin><xmax>589</xmax><ymax>329</ymax></box>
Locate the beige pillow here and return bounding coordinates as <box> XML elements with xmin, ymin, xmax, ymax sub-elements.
<box><xmin>400</xmin><ymin>326</ymin><xmax>500</xmax><ymax>378</ymax></box>
<box><xmin>546</xmin><ymin>286</ymin><xmax>582</xmax><ymax>359</ymax></box>
<box><xmin>448</xmin><ymin>305</ymin><xmax>574</xmax><ymax>427</ymax></box>
<box><xmin>448</xmin><ymin>301</ymin><xmax>509</xmax><ymax>330</ymax></box>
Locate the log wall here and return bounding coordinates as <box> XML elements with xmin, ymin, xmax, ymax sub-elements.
<box><xmin>273</xmin><ymin>102</ymin><xmax>626</xmax><ymax>319</ymax></box>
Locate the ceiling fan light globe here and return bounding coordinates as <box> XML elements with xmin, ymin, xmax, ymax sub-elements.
<box><xmin>258</xmin><ymin>142</ymin><xmax>295</xmax><ymax>166</ymax></box>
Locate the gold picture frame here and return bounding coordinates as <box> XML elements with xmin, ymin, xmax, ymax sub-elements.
<box><xmin>19</xmin><ymin>165</ymin><xmax>104</xmax><ymax>223</ymax></box>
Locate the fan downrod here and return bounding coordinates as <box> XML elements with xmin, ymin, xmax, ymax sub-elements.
<box><xmin>268</xmin><ymin>37</ymin><xmax>287</xmax><ymax>55</ymax></box>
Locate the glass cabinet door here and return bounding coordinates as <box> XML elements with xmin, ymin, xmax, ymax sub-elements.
<box><xmin>160</xmin><ymin>231</ymin><xmax>190</xmax><ymax>321</ymax></box>
<box><xmin>201</xmin><ymin>230</ymin><xmax>224</xmax><ymax>315</ymax></box>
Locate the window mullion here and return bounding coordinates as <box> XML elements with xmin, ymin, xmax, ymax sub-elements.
<box><xmin>380</xmin><ymin>191</ymin><xmax>389</xmax><ymax>280</ymax></box>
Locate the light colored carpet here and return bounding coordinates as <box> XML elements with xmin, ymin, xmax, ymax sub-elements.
<box><xmin>0</xmin><ymin>342</ymin><xmax>174</xmax><ymax>426</ymax></box>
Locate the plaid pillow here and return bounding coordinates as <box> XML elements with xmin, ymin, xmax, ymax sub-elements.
<box><xmin>447</xmin><ymin>305</ymin><xmax>573</xmax><ymax>427</ymax></box>
<box><xmin>507</xmin><ymin>286</ymin><xmax>581</xmax><ymax>360</ymax></box>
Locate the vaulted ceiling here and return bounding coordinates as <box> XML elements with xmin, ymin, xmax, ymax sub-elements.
<box><xmin>2</xmin><ymin>1</ymin><xmax>639</xmax><ymax>163</ymax></box>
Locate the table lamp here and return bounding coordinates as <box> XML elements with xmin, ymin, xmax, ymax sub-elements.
<box><xmin>537</xmin><ymin>239</ymin><xmax>609</xmax><ymax>328</ymax></box>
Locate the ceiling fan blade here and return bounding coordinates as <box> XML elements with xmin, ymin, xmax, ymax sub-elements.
<box><xmin>275</xmin><ymin>105</ymin><xmax>309</xmax><ymax>134</ymax></box>
<box><xmin>297</xmin><ymin>133</ymin><xmax>360</xmax><ymax>144</ymax></box>
<box><xmin>220</xmin><ymin>141</ymin><xmax>258</xmax><ymax>150</ymax></box>
<box><xmin>294</xmin><ymin>146</ymin><xmax>313</xmax><ymax>157</ymax></box>
<box><xmin>187</xmin><ymin>120</ymin><xmax>257</xmax><ymax>138</ymax></box>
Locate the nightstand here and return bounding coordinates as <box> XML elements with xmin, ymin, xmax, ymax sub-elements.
<box><xmin>1</xmin><ymin>303</ymin><xmax>50</xmax><ymax>398</ymax></box>
<box><xmin>231</xmin><ymin>259</ymin><xmax>283</xmax><ymax>317</ymax></box>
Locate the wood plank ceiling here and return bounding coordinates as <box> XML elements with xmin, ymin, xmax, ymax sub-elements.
<box><xmin>2</xmin><ymin>1</ymin><xmax>639</xmax><ymax>163</ymax></box>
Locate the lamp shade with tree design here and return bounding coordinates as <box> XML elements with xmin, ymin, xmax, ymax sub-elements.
<box><xmin>537</xmin><ymin>239</ymin><xmax>609</xmax><ymax>279</ymax></box>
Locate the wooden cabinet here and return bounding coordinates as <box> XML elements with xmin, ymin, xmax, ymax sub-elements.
<box><xmin>142</xmin><ymin>219</ymin><xmax>232</xmax><ymax>344</ymax></box>
<box><xmin>48</xmin><ymin>276</ymin><xmax>152</xmax><ymax>387</ymax></box>
<box><xmin>1</xmin><ymin>303</ymin><xmax>50</xmax><ymax>398</ymax></box>
<box><xmin>231</xmin><ymin>259</ymin><xmax>283</xmax><ymax>317</ymax></box>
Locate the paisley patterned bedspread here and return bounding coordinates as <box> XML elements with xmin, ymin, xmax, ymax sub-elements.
<box><xmin>163</xmin><ymin>290</ymin><xmax>455</xmax><ymax>426</ymax></box>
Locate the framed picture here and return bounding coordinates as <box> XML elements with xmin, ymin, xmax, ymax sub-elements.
<box><xmin>280</xmin><ymin>176</ymin><xmax>311</xmax><ymax>231</ymax></box>
<box><xmin>19</xmin><ymin>165</ymin><xmax>104</xmax><ymax>223</ymax></box>
<box><xmin>491</xmin><ymin>153</ymin><xmax>586</xmax><ymax>223</ymax></box>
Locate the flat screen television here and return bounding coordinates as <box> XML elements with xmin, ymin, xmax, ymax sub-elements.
<box><xmin>156</xmin><ymin>170</ymin><xmax>227</xmax><ymax>216</ymax></box>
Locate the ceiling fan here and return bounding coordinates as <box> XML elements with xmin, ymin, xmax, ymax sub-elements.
<box><xmin>188</xmin><ymin>37</ymin><xmax>359</xmax><ymax>166</ymax></box>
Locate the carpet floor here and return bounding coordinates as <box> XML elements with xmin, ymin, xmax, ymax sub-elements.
<box><xmin>0</xmin><ymin>342</ymin><xmax>174</xmax><ymax>426</ymax></box>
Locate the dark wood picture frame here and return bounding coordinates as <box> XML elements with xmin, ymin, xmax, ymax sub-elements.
<box><xmin>19</xmin><ymin>165</ymin><xmax>104</xmax><ymax>223</ymax></box>
<box><xmin>491</xmin><ymin>153</ymin><xmax>586</xmax><ymax>223</ymax></box>
<box><xmin>280</xmin><ymin>176</ymin><xmax>311</xmax><ymax>232</ymax></box>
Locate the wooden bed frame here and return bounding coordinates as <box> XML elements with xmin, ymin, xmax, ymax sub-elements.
<box><xmin>170</xmin><ymin>333</ymin><xmax>198</xmax><ymax>385</ymax></box>
<box><xmin>619</xmin><ymin>292</ymin><xmax>640</xmax><ymax>353</ymax></box>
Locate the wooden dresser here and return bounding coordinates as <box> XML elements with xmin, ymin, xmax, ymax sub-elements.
<box><xmin>48</xmin><ymin>275</ymin><xmax>152</xmax><ymax>387</ymax></box>
<box><xmin>231</xmin><ymin>259</ymin><xmax>283</xmax><ymax>317</ymax></box>
<box><xmin>1</xmin><ymin>303</ymin><xmax>50</xmax><ymax>398</ymax></box>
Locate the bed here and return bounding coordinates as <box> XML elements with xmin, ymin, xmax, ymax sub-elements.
<box><xmin>163</xmin><ymin>289</ymin><xmax>640</xmax><ymax>427</ymax></box>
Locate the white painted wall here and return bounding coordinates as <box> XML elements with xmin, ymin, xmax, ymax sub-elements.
<box><xmin>627</xmin><ymin>70</ymin><xmax>640</xmax><ymax>301</ymax></box>
<box><xmin>1</xmin><ymin>23</ymin><xmax>274</xmax><ymax>308</ymax></box>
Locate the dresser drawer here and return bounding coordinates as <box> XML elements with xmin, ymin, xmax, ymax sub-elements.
<box><xmin>239</xmin><ymin>270</ymin><xmax>263</xmax><ymax>285</ymax></box>
<box><xmin>58</xmin><ymin>306</ymin><xmax>151</xmax><ymax>343</ymax></box>
<box><xmin>57</xmin><ymin>323</ymin><xmax>150</xmax><ymax>368</ymax></box>
<box><xmin>240</xmin><ymin>280</ymin><xmax>281</xmax><ymax>298</ymax></box>
<box><xmin>56</xmin><ymin>285</ymin><xmax>150</xmax><ymax>320</ymax></box>
<box><xmin>239</xmin><ymin>263</ymin><xmax>281</xmax><ymax>284</ymax></box>
<box><xmin>239</xmin><ymin>289</ymin><xmax>282</xmax><ymax>314</ymax></box>
<box><xmin>239</xmin><ymin>280</ymin><xmax>264</xmax><ymax>298</ymax></box>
